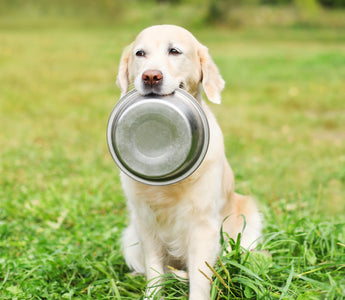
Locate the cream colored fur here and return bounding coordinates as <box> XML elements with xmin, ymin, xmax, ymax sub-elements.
<box><xmin>116</xmin><ymin>25</ymin><xmax>262</xmax><ymax>300</ymax></box>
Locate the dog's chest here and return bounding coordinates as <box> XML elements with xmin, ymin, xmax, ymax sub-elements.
<box><xmin>140</xmin><ymin>187</ymin><xmax>193</xmax><ymax>228</ymax></box>
<box><xmin>122</xmin><ymin>166</ymin><xmax>221</xmax><ymax>257</ymax></box>
<box><xmin>131</xmin><ymin>184</ymin><xmax>204</xmax><ymax>256</ymax></box>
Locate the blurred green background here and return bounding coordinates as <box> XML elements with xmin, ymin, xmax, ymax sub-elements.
<box><xmin>1</xmin><ymin>0</ymin><xmax>344</xmax><ymax>211</ymax></box>
<box><xmin>0</xmin><ymin>0</ymin><xmax>345</xmax><ymax>299</ymax></box>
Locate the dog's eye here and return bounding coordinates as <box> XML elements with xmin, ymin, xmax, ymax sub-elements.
<box><xmin>135</xmin><ymin>50</ymin><xmax>146</xmax><ymax>57</ymax></box>
<box><xmin>168</xmin><ymin>48</ymin><xmax>182</xmax><ymax>56</ymax></box>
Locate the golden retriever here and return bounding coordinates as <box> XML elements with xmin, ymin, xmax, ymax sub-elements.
<box><xmin>116</xmin><ymin>25</ymin><xmax>262</xmax><ymax>300</ymax></box>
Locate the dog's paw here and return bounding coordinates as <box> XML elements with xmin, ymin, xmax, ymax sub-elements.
<box><xmin>167</xmin><ymin>266</ymin><xmax>189</xmax><ymax>280</ymax></box>
<box><xmin>171</xmin><ymin>269</ymin><xmax>189</xmax><ymax>280</ymax></box>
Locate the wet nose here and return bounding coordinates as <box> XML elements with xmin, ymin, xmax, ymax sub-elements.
<box><xmin>142</xmin><ymin>70</ymin><xmax>163</xmax><ymax>87</ymax></box>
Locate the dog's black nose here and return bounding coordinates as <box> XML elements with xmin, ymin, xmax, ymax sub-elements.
<box><xmin>142</xmin><ymin>70</ymin><xmax>163</xmax><ymax>87</ymax></box>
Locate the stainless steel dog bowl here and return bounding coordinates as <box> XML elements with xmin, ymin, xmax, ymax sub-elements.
<box><xmin>107</xmin><ymin>88</ymin><xmax>209</xmax><ymax>185</ymax></box>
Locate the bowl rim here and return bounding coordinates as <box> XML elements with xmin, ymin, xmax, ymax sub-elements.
<box><xmin>107</xmin><ymin>88</ymin><xmax>209</xmax><ymax>186</ymax></box>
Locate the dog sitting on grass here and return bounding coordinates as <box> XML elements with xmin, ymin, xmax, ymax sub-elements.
<box><xmin>116</xmin><ymin>24</ymin><xmax>262</xmax><ymax>300</ymax></box>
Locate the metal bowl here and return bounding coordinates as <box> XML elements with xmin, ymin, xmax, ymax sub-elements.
<box><xmin>107</xmin><ymin>88</ymin><xmax>209</xmax><ymax>186</ymax></box>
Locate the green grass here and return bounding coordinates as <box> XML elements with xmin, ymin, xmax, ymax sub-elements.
<box><xmin>1</xmin><ymin>2</ymin><xmax>345</xmax><ymax>299</ymax></box>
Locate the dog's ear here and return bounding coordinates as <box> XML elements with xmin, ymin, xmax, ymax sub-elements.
<box><xmin>198</xmin><ymin>45</ymin><xmax>225</xmax><ymax>104</ymax></box>
<box><xmin>116</xmin><ymin>43</ymin><xmax>133</xmax><ymax>96</ymax></box>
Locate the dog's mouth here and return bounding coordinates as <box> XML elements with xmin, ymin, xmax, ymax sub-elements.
<box><xmin>139</xmin><ymin>82</ymin><xmax>185</xmax><ymax>97</ymax></box>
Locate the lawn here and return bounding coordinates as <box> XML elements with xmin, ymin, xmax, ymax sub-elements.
<box><xmin>0</xmin><ymin>2</ymin><xmax>345</xmax><ymax>299</ymax></box>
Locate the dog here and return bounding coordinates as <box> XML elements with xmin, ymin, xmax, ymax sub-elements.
<box><xmin>116</xmin><ymin>25</ymin><xmax>262</xmax><ymax>300</ymax></box>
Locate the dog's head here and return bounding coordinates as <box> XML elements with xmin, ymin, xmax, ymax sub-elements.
<box><xmin>116</xmin><ymin>25</ymin><xmax>225</xmax><ymax>104</ymax></box>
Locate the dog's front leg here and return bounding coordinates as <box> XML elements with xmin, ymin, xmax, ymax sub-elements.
<box><xmin>187</xmin><ymin>222</ymin><xmax>220</xmax><ymax>300</ymax></box>
<box><xmin>142</xmin><ymin>236</ymin><xmax>165</xmax><ymax>299</ymax></box>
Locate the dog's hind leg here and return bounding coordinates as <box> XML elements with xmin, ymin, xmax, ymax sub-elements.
<box><xmin>222</xmin><ymin>193</ymin><xmax>262</xmax><ymax>249</ymax></box>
